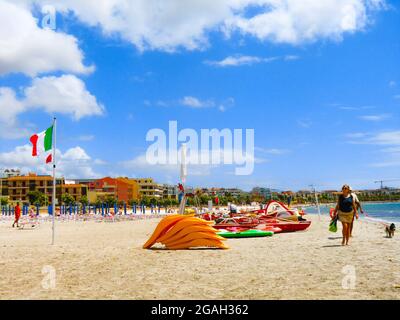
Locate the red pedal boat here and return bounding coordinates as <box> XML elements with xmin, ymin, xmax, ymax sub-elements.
<box><xmin>213</xmin><ymin>200</ymin><xmax>312</xmax><ymax>233</ymax></box>
<box><xmin>261</xmin><ymin>220</ymin><xmax>311</xmax><ymax>233</ymax></box>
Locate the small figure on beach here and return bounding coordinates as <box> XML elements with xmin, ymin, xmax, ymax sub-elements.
<box><xmin>229</xmin><ymin>203</ymin><xmax>238</xmax><ymax>216</ymax></box>
<box><xmin>349</xmin><ymin>186</ymin><xmax>363</xmax><ymax>237</ymax></box>
<box><xmin>333</xmin><ymin>185</ymin><xmax>358</xmax><ymax>246</ymax></box>
<box><xmin>28</xmin><ymin>206</ymin><xmax>35</xmax><ymax>218</ymax></box>
<box><xmin>12</xmin><ymin>202</ymin><xmax>21</xmax><ymax>228</ymax></box>
<box><xmin>287</xmin><ymin>195</ymin><xmax>292</xmax><ymax>208</ymax></box>
<box><xmin>28</xmin><ymin>206</ymin><xmax>39</xmax><ymax>228</ymax></box>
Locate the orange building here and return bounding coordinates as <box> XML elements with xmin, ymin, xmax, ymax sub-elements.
<box><xmin>92</xmin><ymin>177</ymin><xmax>139</xmax><ymax>202</ymax></box>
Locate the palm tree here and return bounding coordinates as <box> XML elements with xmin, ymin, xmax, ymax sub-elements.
<box><xmin>80</xmin><ymin>195</ymin><xmax>89</xmax><ymax>206</ymax></box>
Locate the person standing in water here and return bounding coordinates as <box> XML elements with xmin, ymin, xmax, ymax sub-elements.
<box><xmin>12</xmin><ymin>202</ymin><xmax>21</xmax><ymax>228</ymax></box>
<box><xmin>333</xmin><ymin>185</ymin><xmax>358</xmax><ymax>246</ymax></box>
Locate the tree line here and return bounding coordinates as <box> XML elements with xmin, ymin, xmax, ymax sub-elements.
<box><xmin>1</xmin><ymin>190</ymin><xmax>398</xmax><ymax>208</ymax></box>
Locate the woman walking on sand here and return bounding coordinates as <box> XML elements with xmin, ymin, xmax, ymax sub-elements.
<box><xmin>333</xmin><ymin>185</ymin><xmax>358</xmax><ymax>246</ymax></box>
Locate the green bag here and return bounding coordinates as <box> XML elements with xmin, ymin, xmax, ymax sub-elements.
<box><xmin>329</xmin><ymin>216</ymin><xmax>338</xmax><ymax>233</ymax></box>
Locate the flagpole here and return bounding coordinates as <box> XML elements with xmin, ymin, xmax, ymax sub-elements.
<box><xmin>51</xmin><ymin>117</ymin><xmax>57</xmax><ymax>245</ymax></box>
<box><xmin>178</xmin><ymin>144</ymin><xmax>187</xmax><ymax>215</ymax></box>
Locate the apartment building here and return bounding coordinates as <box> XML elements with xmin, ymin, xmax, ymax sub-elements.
<box><xmin>131</xmin><ymin>178</ymin><xmax>163</xmax><ymax>199</ymax></box>
<box><xmin>251</xmin><ymin>187</ymin><xmax>273</xmax><ymax>199</ymax></box>
<box><xmin>61</xmin><ymin>183</ymin><xmax>88</xmax><ymax>202</ymax></box>
<box><xmin>2</xmin><ymin>169</ymin><xmax>21</xmax><ymax>178</ymax></box>
<box><xmin>1</xmin><ymin>173</ymin><xmax>87</xmax><ymax>204</ymax></box>
<box><xmin>163</xmin><ymin>184</ymin><xmax>178</xmax><ymax>200</ymax></box>
<box><xmin>208</xmin><ymin>187</ymin><xmax>246</xmax><ymax>197</ymax></box>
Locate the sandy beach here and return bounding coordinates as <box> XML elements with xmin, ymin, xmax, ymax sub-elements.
<box><xmin>0</xmin><ymin>215</ymin><xmax>399</xmax><ymax>300</ymax></box>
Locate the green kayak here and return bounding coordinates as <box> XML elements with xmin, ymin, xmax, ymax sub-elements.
<box><xmin>218</xmin><ymin>229</ymin><xmax>274</xmax><ymax>238</ymax></box>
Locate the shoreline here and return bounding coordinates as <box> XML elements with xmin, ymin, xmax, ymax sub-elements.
<box><xmin>298</xmin><ymin>200</ymin><xmax>400</xmax><ymax>207</ymax></box>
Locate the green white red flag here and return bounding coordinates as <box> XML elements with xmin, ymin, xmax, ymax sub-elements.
<box><xmin>30</xmin><ymin>126</ymin><xmax>53</xmax><ymax>164</ymax></box>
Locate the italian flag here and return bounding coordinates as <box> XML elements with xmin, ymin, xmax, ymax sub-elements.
<box><xmin>30</xmin><ymin>126</ymin><xmax>53</xmax><ymax>164</ymax></box>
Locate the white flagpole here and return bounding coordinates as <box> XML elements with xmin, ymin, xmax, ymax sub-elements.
<box><xmin>310</xmin><ymin>184</ymin><xmax>321</xmax><ymax>221</ymax></box>
<box><xmin>180</xmin><ymin>143</ymin><xmax>187</xmax><ymax>186</ymax></box>
<box><xmin>178</xmin><ymin>144</ymin><xmax>187</xmax><ymax>215</ymax></box>
<box><xmin>51</xmin><ymin>117</ymin><xmax>57</xmax><ymax>245</ymax></box>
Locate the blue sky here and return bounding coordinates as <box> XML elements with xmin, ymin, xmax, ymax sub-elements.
<box><xmin>0</xmin><ymin>0</ymin><xmax>399</xmax><ymax>191</ymax></box>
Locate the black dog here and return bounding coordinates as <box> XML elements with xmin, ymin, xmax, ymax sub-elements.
<box><xmin>385</xmin><ymin>223</ymin><xmax>396</xmax><ymax>238</ymax></box>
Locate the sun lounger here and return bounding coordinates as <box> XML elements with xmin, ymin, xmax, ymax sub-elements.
<box><xmin>17</xmin><ymin>217</ymin><xmax>40</xmax><ymax>229</ymax></box>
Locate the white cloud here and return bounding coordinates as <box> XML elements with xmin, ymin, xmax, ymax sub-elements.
<box><xmin>24</xmin><ymin>75</ymin><xmax>105</xmax><ymax>120</ymax></box>
<box><xmin>346</xmin><ymin>130</ymin><xmax>400</xmax><ymax>145</ymax></box>
<box><xmin>256</xmin><ymin>147</ymin><xmax>290</xmax><ymax>155</ymax></box>
<box><xmin>61</xmin><ymin>147</ymin><xmax>91</xmax><ymax>161</ymax></box>
<box><xmin>205</xmin><ymin>54</ymin><xmax>300</xmax><ymax>67</ymax></box>
<box><xmin>358</xmin><ymin>114</ymin><xmax>390</xmax><ymax>121</ymax></box>
<box><xmin>225</xmin><ymin>0</ymin><xmax>386</xmax><ymax>45</ymax></box>
<box><xmin>218</xmin><ymin>97</ymin><xmax>235</xmax><ymax>112</ymax></box>
<box><xmin>0</xmin><ymin>0</ymin><xmax>93</xmax><ymax>77</ymax></box>
<box><xmin>369</xmin><ymin>131</ymin><xmax>400</xmax><ymax>145</ymax></box>
<box><xmin>58</xmin><ymin>146</ymin><xmax>100</xmax><ymax>178</ymax></box>
<box><xmin>147</xmin><ymin>96</ymin><xmax>234</xmax><ymax>112</ymax></box>
<box><xmin>0</xmin><ymin>88</ymin><xmax>25</xmax><ymax>124</ymax></box>
<box><xmin>339</xmin><ymin>105</ymin><xmax>376</xmax><ymax>111</ymax></box>
<box><xmin>0</xmin><ymin>144</ymin><xmax>101</xmax><ymax>178</ymax></box>
<box><xmin>284</xmin><ymin>55</ymin><xmax>300</xmax><ymax>61</ymax></box>
<box><xmin>180</xmin><ymin>96</ymin><xmax>215</xmax><ymax>108</ymax></box>
<box><xmin>0</xmin><ymin>75</ymin><xmax>104</xmax><ymax>139</ymax></box>
<box><xmin>0</xmin><ymin>88</ymin><xmax>29</xmax><ymax>139</ymax></box>
<box><xmin>205</xmin><ymin>55</ymin><xmax>271</xmax><ymax>67</ymax></box>
<box><xmin>121</xmin><ymin>147</ymin><xmax>260</xmax><ymax>177</ymax></box>
<box><xmin>77</xmin><ymin>135</ymin><xmax>95</xmax><ymax>142</ymax></box>
<box><xmin>345</xmin><ymin>132</ymin><xmax>368</xmax><ymax>139</ymax></box>
<box><xmin>346</xmin><ymin>130</ymin><xmax>400</xmax><ymax>167</ymax></box>
<box><xmin>297</xmin><ymin>119</ymin><xmax>312</xmax><ymax>128</ymax></box>
<box><xmin>21</xmin><ymin>0</ymin><xmax>385</xmax><ymax>52</ymax></box>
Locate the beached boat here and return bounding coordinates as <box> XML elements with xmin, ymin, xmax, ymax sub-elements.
<box><xmin>262</xmin><ymin>200</ymin><xmax>305</xmax><ymax>217</ymax></box>
<box><xmin>213</xmin><ymin>218</ymin><xmax>259</xmax><ymax>230</ymax></box>
<box><xmin>212</xmin><ymin>200</ymin><xmax>312</xmax><ymax>233</ymax></box>
<box><xmin>213</xmin><ymin>218</ymin><xmax>311</xmax><ymax>233</ymax></box>
<box><xmin>218</xmin><ymin>229</ymin><xmax>274</xmax><ymax>238</ymax></box>
<box><xmin>260</xmin><ymin>220</ymin><xmax>311</xmax><ymax>233</ymax></box>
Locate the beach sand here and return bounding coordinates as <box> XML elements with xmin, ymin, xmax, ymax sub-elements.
<box><xmin>0</xmin><ymin>215</ymin><xmax>399</xmax><ymax>300</ymax></box>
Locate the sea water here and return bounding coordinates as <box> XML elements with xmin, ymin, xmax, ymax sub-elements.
<box><xmin>304</xmin><ymin>202</ymin><xmax>400</xmax><ymax>223</ymax></box>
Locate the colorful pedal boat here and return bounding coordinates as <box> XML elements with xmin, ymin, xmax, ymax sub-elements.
<box><xmin>218</xmin><ymin>229</ymin><xmax>274</xmax><ymax>238</ymax></box>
